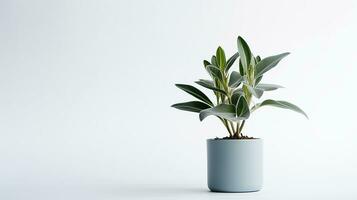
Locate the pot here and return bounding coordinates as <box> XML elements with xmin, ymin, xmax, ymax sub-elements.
<box><xmin>207</xmin><ymin>138</ymin><xmax>263</xmax><ymax>192</ymax></box>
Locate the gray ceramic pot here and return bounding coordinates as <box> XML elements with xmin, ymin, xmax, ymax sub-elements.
<box><xmin>207</xmin><ymin>139</ymin><xmax>263</xmax><ymax>192</ymax></box>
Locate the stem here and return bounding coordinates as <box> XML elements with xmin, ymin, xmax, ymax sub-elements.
<box><xmin>239</xmin><ymin>120</ymin><xmax>246</xmax><ymax>134</ymax></box>
<box><xmin>236</xmin><ymin>122</ymin><xmax>240</xmax><ymax>135</ymax></box>
<box><xmin>229</xmin><ymin>121</ymin><xmax>235</xmax><ymax>134</ymax></box>
<box><xmin>222</xmin><ymin>119</ymin><xmax>232</xmax><ymax>137</ymax></box>
<box><xmin>220</xmin><ymin>94</ymin><xmax>225</xmax><ymax>103</ymax></box>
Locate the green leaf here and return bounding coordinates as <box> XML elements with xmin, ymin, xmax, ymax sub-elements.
<box><xmin>236</xmin><ymin>96</ymin><xmax>250</xmax><ymax>118</ymax></box>
<box><xmin>211</xmin><ymin>55</ymin><xmax>217</xmax><ymax>66</ymax></box>
<box><xmin>233</xmin><ymin>88</ymin><xmax>244</xmax><ymax>95</ymax></box>
<box><xmin>199</xmin><ymin>104</ymin><xmax>238</xmax><ymax>122</ymax></box>
<box><xmin>253</xmin><ymin>99</ymin><xmax>308</xmax><ymax>118</ymax></box>
<box><xmin>255</xmin><ymin>75</ymin><xmax>263</xmax><ymax>85</ymax></box>
<box><xmin>216</xmin><ymin>46</ymin><xmax>226</xmax><ymax>70</ymax></box>
<box><xmin>175</xmin><ymin>84</ymin><xmax>213</xmax><ymax>106</ymax></box>
<box><xmin>195</xmin><ymin>79</ymin><xmax>227</xmax><ymax>95</ymax></box>
<box><xmin>228</xmin><ymin>71</ymin><xmax>243</xmax><ymax>88</ymax></box>
<box><xmin>225</xmin><ymin>52</ymin><xmax>239</xmax><ymax>72</ymax></box>
<box><xmin>237</xmin><ymin>36</ymin><xmax>252</xmax><ymax>72</ymax></box>
<box><xmin>206</xmin><ymin>65</ymin><xmax>223</xmax><ymax>82</ymax></box>
<box><xmin>255</xmin><ymin>52</ymin><xmax>290</xmax><ymax>78</ymax></box>
<box><xmin>199</xmin><ymin>98</ymin><xmax>250</xmax><ymax>122</ymax></box>
<box><xmin>172</xmin><ymin>101</ymin><xmax>211</xmax><ymax>113</ymax></box>
<box><xmin>231</xmin><ymin>92</ymin><xmax>243</xmax><ymax>106</ymax></box>
<box><xmin>256</xmin><ymin>83</ymin><xmax>284</xmax><ymax>91</ymax></box>
<box><xmin>239</xmin><ymin>60</ymin><xmax>244</xmax><ymax>75</ymax></box>
<box><xmin>203</xmin><ymin>60</ymin><xmax>210</xmax><ymax>67</ymax></box>
<box><xmin>245</xmin><ymin>84</ymin><xmax>264</xmax><ymax>98</ymax></box>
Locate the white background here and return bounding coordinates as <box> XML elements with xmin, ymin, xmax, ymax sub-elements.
<box><xmin>1</xmin><ymin>0</ymin><xmax>357</xmax><ymax>199</ymax></box>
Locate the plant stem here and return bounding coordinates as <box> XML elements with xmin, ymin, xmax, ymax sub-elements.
<box><xmin>222</xmin><ymin>119</ymin><xmax>232</xmax><ymax>137</ymax></box>
<box><xmin>229</xmin><ymin>121</ymin><xmax>235</xmax><ymax>134</ymax></box>
<box><xmin>236</xmin><ymin>122</ymin><xmax>240</xmax><ymax>136</ymax></box>
<box><xmin>239</xmin><ymin>120</ymin><xmax>245</xmax><ymax>135</ymax></box>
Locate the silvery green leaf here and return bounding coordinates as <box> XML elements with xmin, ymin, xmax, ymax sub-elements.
<box><xmin>255</xmin><ymin>75</ymin><xmax>263</xmax><ymax>85</ymax></box>
<box><xmin>237</xmin><ymin>36</ymin><xmax>252</xmax><ymax>71</ymax></box>
<box><xmin>236</xmin><ymin>96</ymin><xmax>250</xmax><ymax>118</ymax></box>
<box><xmin>231</xmin><ymin>91</ymin><xmax>243</xmax><ymax>106</ymax></box>
<box><xmin>228</xmin><ymin>71</ymin><xmax>243</xmax><ymax>88</ymax></box>
<box><xmin>195</xmin><ymin>79</ymin><xmax>227</xmax><ymax>95</ymax></box>
<box><xmin>245</xmin><ymin>84</ymin><xmax>264</xmax><ymax>98</ymax></box>
<box><xmin>253</xmin><ymin>99</ymin><xmax>308</xmax><ymax>118</ymax></box>
<box><xmin>175</xmin><ymin>84</ymin><xmax>213</xmax><ymax>106</ymax></box>
<box><xmin>206</xmin><ymin>65</ymin><xmax>223</xmax><ymax>82</ymax></box>
<box><xmin>216</xmin><ymin>46</ymin><xmax>226</xmax><ymax>70</ymax></box>
<box><xmin>225</xmin><ymin>52</ymin><xmax>239</xmax><ymax>72</ymax></box>
<box><xmin>199</xmin><ymin>104</ymin><xmax>236</xmax><ymax>121</ymax></box>
<box><xmin>171</xmin><ymin>101</ymin><xmax>211</xmax><ymax>113</ymax></box>
<box><xmin>211</xmin><ymin>55</ymin><xmax>217</xmax><ymax>66</ymax></box>
<box><xmin>203</xmin><ymin>60</ymin><xmax>210</xmax><ymax>67</ymax></box>
<box><xmin>255</xmin><ymin>53</ymin><xmax>290</xmax><ymax>78</ymax></box>
<box><xmin>256</xmin><ymin>83</ymin><xmax>284</xmax><ymax>91</ymax></box>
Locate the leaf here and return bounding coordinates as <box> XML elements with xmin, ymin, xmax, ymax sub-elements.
<box><xmin>199</xmin><ymin>97</ymin><xmax>250</xmax><ymax>122</ymax></box>
<box><xmin>239</xmin><ymin>59</ymin><xmax>244</xmax><ymax>75</ymax></box>
<box><xmin>195</xmin><ymin>79</ymin><xmax>227</xmax><ymax>95</ymax></box>
<box><xmin>225</xmin><ymin>52</ymin><xmax>239</xmax><ymax>72</ymax></box>
<box><xmin>203</xmin><ymin>60</ymin><xmax>210</xmax><ymax>67</ymax></box>
<box><xmin>255</xmin><ymin>75</ymin><xmax>263</xmax><ymax>85</ymax></box>
<box><xmin>228</xmin><ymin>71</ymin><xmax>243</xmax><ymax>88</ymax></box>
<box><xmin>245</xmin><ymin>84</ymin><xmax>264</xmax><ymax>98</ymax></box>
<box><xmin>233</xmin><ymin>88</ymin><xmax>244</xmax><ymax>95</ymax></box>
<box><xmin>255</xmin><ymin>52</ymin><xmax>290</xmax><ymax>78</ymax></box>
<box><xmin>199</xmin><ymin>104</ymin><xmax>238</xmax><ymax>122</ymax></box>
<box><xmin>216</xmin><ymin>46</ymin><xmax>226</xmax><ymax>70</ymax></box>
<box><xmin>237</xmin><ymin>36</ymin><xmax>252</xmax><ymax>72</ymax></box>
<box><xmin>171</xmin><ymin>101</ymin><xmax>211</xmax><ymax>113</ymax></box>
<box><xmin>256</xmin><ymin>83</ymin><xmax>284</xmax><ymax>91</ymax></box>
<box><xmin>254</xmin><ymin>99</ymin><xmax>308</xmax><ymax>118</ymax></box>
<box><xmin>214</xmin><ymin>79</ymin><xmax>221</xmax><ymax>93</ymax></box>
<box><xmin>206</xmin><ymin>65</ymin><xmax>223</xmax><ymax>82</ymax></box>
<box><xmin>236</xmin><ymin>96</ymin><xmax>250</xmax><ymax>118</ymax></box>
<box><xmin>231</xmin><ymin>91</ymin><xmax>243</xmax><ymax>105</ymax></box>
<box><xmin>211</xmin><ymin>55</ymin><xmax>217</xmax><ymax>66</ymax></box>
<box><xmin>175</xmin><ymin>84</ymin><xmax>213</xmax><ymax>106</ymax></box>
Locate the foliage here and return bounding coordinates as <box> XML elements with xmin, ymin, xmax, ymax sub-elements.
<box><xmin>172</xmin><ymin>36</ymin><xmax>307</xmax><ymax>138</ymax></box>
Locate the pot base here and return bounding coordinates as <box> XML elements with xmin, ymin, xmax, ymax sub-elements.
<box><xmin>209</xmin><ymin>187</ymin><xmax>261</xmax><ymax>193</ymax></box>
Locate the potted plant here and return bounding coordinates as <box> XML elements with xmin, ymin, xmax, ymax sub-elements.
<box><xmin>172</xmin><ymin>36</ymin><xmax>308</xmax><ymax>192</ymax></box>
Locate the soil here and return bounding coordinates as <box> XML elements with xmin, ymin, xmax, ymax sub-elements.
<box><xmin>214</xmin><ymin>134</ymin><xmax>256</xmax><ymax>140</ymax></box>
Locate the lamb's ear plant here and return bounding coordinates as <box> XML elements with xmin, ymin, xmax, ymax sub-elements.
<box><xmin>172</xmin><ymin>36</ymin><xmax>307</xmax><ymax>139</ymax></box>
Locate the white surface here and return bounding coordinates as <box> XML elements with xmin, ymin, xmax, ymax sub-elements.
<box><xmin>1</xmin><ymin>0</ymin><xmax>357</xmax><ymax>199</ymax></box>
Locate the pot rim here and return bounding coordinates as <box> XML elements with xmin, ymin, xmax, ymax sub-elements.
<box><xmin>207</xmin><ymin>138</ymin><xmax>262</xmax><ymax>142</ymax></box>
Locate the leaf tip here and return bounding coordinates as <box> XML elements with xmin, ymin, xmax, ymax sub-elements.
<box><xmin>303</xmin><ymin>113</ymin><xmax>309</xmax><ymax>119</ymax></box>
<box><xmin>198</xmin><ymin>112</ymin><xmax>205</xmax><ymax>121</ymax></box>
<box><xmin>203</xmin><ymin>60</ymin><xmax>210</xmax><ymax>67</ymax></box>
